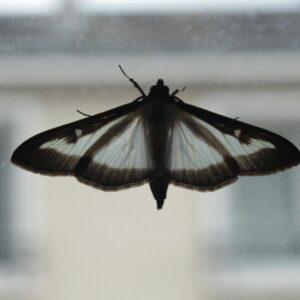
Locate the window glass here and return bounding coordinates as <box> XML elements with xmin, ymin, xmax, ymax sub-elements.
<box><xmin>232</xmin><ymin>171</ymin><xmax>300</xmax><ymax>262</ymax></box>
<box><xmin>76</xmin><ymin>0</ymin><xmax>300</xmax><ymax>13</ymax></box>
<box><xmin>1</xmin><ymin>1</ymin><xmax>300</xmax><ymax>300</ymax></box>
<box><xmin>0</xmin><ymin>0</ymin><xmax>61</xmax><ymax>15</ymax></box>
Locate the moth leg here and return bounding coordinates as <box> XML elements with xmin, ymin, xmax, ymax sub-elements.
<box><xmin>76</xmin><ymin>110</ymin><xmax>92</xmax><ymax>117</ymax></box>
<box><xmin>76</xmin><ymin>96</ymin><xmax>143</xmax><ymax>119</ymax></box>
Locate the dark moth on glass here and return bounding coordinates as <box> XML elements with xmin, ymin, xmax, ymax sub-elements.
<box><xmin>11</xmin><ymin>66</ymin><xmax>300</xmax><ymax>209</ymax></box>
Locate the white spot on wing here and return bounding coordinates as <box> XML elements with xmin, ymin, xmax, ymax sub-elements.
<box><xmin>234</xmin><ymin>129</ymin><xmax>242</xmax><ymax>138</ymax></box>
<box><xmin>75</xmin><ymin>129</ymin><xmax>83</xmax><ymax>138</ymax></box>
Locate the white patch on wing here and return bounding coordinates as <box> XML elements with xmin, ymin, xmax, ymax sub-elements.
<box><xmin>234</xmin><ymin>129</ymin><xmax>241</xmax><ymax>138</ymax></box>
<box><xmin>39</xmin><ymin>115</ymin><xmax>152</xmax><ymax>171</ymax></box>
<box><xmin>195</xmin><ymin>117</ymin><xmax>275</xmax><ymax>157</ymax></box>
<box><xmin>168</xmin><ymin>121</ymin><xmax>223</xmax><ymax>171</ymax></box>
<box><xmin>75</xmin><ymin>129</ymin><xmax>83</xmax><ymax>138</ymax></box>
<box><xmin>91</xmin><ymin>118</ymin><xmax>152</xmax><ymax>170</ymax></box>
<box><xmin>40</xmin><ymin>116</ymin><xmax>126</xmax><ymax>157</ymax></box>
<box><xmin>168</xmin><ymin>114</ymin><xmax>276</xmax><ymax>174</ymax></box>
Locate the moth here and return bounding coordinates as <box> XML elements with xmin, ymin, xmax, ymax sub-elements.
<box><xmin>11</xmin><ymin>66</ymin><xmax>300</xmax><ymax>209</ymax></box>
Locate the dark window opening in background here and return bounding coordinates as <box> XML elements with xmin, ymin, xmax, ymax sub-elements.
<box><xmin>0</xmin><ymin>124</ymin><xmax>13</xmax><ymax>265</ymax></box>
<box><xmin>232</xmin><ymin>171</ymin><xmax>300</xmax><ymax>263</ymax></box>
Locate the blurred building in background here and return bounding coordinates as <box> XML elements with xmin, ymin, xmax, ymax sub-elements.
<box><xmin>1</xmin><ymin>0</ymin><xmax>300</xmax><ymax>299</ymax></box>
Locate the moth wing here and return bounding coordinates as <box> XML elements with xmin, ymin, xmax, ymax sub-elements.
<box><xmin>167</xmin><ymin>100</ymin><xmax>300</xmax><ymax>190</ymax></box>
<box><xmin>12</xmin><ymin>101</ymin><xmax>153</xmax><ymax>190</ymax></box>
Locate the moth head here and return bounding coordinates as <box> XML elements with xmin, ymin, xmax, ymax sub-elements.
<box><xmin>149</xmin><ymin>79</ymin><xmax>170</xmax><ymax>98</ymax></box>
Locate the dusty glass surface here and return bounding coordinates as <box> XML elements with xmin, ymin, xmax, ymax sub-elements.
<box><xmin>1</xmin><ymin>1</ymin><xmax>300</xmax><ymax>299</ymax></box>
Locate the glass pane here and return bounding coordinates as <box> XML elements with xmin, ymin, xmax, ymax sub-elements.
<box><xmin>76</xmin><ymin>0</ymin><xmax>300</xmax><ymax>13</ymax></box>
<box><xmin>1</xmin><ymin>1</ymin><xmax>300</xmax><ymax>300</ymax></box>
<box><xmin>232</xmin><ymin>171</ymin><xmax>300</xmax><ymax>262</ymax></box>
<box><xmin>0</xmin><ymin>0</ymin><xmax>61</xmax><ymax>15</ymax></box>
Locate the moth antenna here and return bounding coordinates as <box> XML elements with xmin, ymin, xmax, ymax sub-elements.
<box><xmin>171</xmin><ymin>86</ymin><xmax>186</xmax><ymax>96</ymax></box>
<box><xmin>118</xmin><ymin>65</ymin><xmax>146</xmax><ymax>97</ymax></box>
<box><xmin>171</xmin><ymin>89</ymin><xmax>179</xmax><ymax>96</ymax></box>
<box><xmin>76</xmin><ymin>109</ymin><xmax>91</xmax><ymax>117</ymax></box>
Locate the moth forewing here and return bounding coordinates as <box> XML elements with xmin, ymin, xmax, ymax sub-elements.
<box><xmin>171</xmin><ymin>100</ymin><xmax>300</xmax><ymax>178</ymax></box>
<box><xmin>11</xmin><ymin>99</ymin><xmax>152</xmax><ymax>184</ymax></box>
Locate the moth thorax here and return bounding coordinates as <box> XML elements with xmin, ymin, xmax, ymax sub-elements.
<box><xmin>149</xmin><ymin>79</ymin><xmax>169</xmax><ymax>99</ymax></box>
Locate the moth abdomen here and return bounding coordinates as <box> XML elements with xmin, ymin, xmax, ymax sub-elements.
<box><xmin>149</xmin><ymin>177</ymin><xmax>169</xmax><ymax>209</ymax></box>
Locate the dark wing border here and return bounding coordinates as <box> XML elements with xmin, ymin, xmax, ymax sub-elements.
<box><xmin>168</xmin><ymin>98</ymin><xmax>300</xmax><ymax>191</ymax></box>
<box><xmin>11</xmin><ymin>99</ymin><xmax>145</xmax><ymax>176</ymax></box>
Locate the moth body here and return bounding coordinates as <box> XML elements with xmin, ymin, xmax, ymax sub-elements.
<box><xmin>144</xmin><ymin>79</ymin><xmax>173</xmax><ymax>208</ymax></box>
